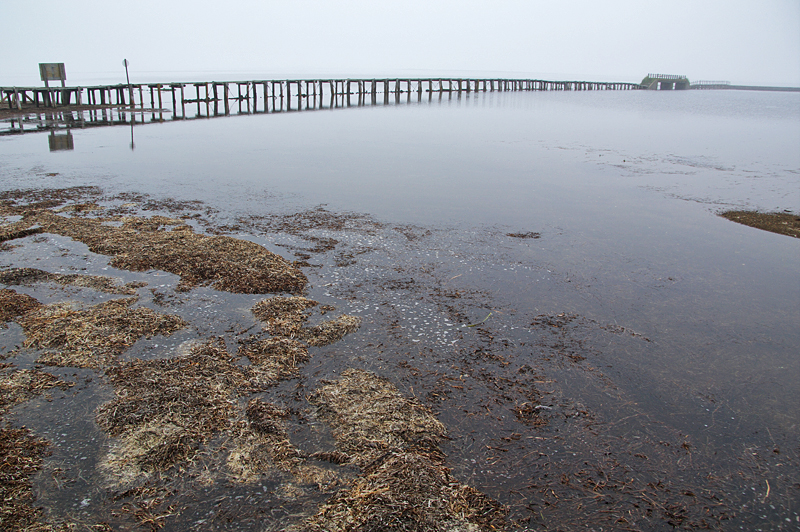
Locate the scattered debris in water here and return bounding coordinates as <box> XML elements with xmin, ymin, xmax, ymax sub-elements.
<box><xmin>506</xmin><ymin>231</ymin><xmax>541</xmax><ymax>239</ymax></box>
<box><xmin>0</xmin><ymin>187</ymin><xmax>794</xmax><ymax>530</ymax></box>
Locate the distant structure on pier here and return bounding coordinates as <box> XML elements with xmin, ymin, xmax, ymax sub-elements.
<box><xmin>640</xmin><ymin>74</ymin><xmax>690</xmax><ymax>90</ymax></box>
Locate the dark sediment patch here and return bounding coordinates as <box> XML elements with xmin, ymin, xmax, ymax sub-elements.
<box><xmin>720</xmin><ymin>210</ymin><xmax>800</xmax><ymax>239</ymax></box>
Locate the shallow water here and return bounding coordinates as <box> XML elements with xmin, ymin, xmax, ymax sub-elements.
<box><xmin>1</xmin><ymin>88</ymin><xmax>799</xmax><ymax>530</ymax></box>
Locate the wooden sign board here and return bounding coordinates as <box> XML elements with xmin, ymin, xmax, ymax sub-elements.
<box><xmin>39</xmin><ymin>63</ymin><xmax>67</xmax><ymax>82</ymax></box>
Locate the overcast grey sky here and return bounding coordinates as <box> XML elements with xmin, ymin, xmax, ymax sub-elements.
<box><xmin>3</xmin><ymin>0</ymin><xmax>799</xmax><ymax>86</ymax></box>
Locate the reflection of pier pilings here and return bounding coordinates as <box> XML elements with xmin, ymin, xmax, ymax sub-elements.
<box><xmin>1</xmin><ymin>77</ymin><xmax>643</xmax><ymax>136</ymax></box>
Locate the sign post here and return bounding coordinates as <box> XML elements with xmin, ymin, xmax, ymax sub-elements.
<box><xmin>39</xmin><ymin>63</ymin><xmax>66</xmax><ymax>107</ymax></box>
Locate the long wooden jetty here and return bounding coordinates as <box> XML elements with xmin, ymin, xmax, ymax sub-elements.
<box><xmin>2</xmin><ymin>77</ymin><xmax>641</xmax><ymax>114</ymax></box>
<box><xmin>1</xmin><ymin>77</ymin><xmax>643</xmax><ymax>137</ymax></box>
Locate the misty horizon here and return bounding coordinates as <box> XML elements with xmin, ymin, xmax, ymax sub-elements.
<box><xmin>3</xmin><ymin>0</ymin><xmax>798</xmax><ymax>88</ymax></box>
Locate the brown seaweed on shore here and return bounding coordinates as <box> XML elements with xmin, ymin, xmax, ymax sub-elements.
<box><xmin>1</xmin><ymin>192</ymin><xmax>308</xmax><ymax>294</ymax></box>
<box><xmin>95</xmin><ymin>339</ymin><xmax>347</xmax><ymax>495</ymax></box>
<box><xmin>0</xmin><ymin>288</ymin><xmax>41</xmax><ymax>327</ymax></box>
<box><xmin>227</xmin><ymin>398</ymin><xmax>348</xmax><ymax>491</ymax></box>
<box><xmin>250</xmin><ymin>295</ymin><xmax>361</xmax><ymax>346</ymax></box>
<box><xmin>299</xmin><ymin>451</ymin><xmax>506</xmax><ymax>532</ymax></box>
<box><xmin>308</xmin><ymin>369</ymin><xmax>447</xmax><ymax>467</ymax></box>
<box><xmin>15</xmin><ymin>297</ymin><xmax>187</xmax><ymax>369</ymax></box>
<box><xmin>0</xmin><ymin>364</ymin><xmax>73</xmax><ymax>531</ymax></box>
<box><xmin>95</xmin><ymin>340</ymin><xmax>254</xmax><ymax>484</ymax></box>
<box><xmin>0</xmin><ymin>267</ymin><xmax>142</xmax><ymax>295</ymax></box>
<box><xmin>299</xmin><ymin>315</ymin><xmax>362</xmax><ymax>347</ymax></box>
<box><xmin>0</xmin><ymin>364</ymin><xmax>74</xmax><ymax>414</ymax></box>
<box><xmin>720</xmin><ymin>210</ymin><xmax>800</xmax><ymax>239</ymax></box>
<box><xmin>0</xmin><ymin>423</ymin><xmax>52</xmax><ymax>531</ymax></box>
<box><xmin>0</xmin><ymin>221</ymin><xmax>43</xmax><ymax>244</ymax></box>
<box><xmin>300</xmin><ymin>369</ymin><xmax>507</xmax><ymax>531</ymax></box>
<box><xmin>237</xmin><ymin>337</ymin><xmax>310</xmax><ymax>383</ymax></box>
<box><xmin>252</xmin><ymin>296</ymin><xmax>320</xmax><ymax>336</ymax></box>
<box><xmin>19</xmin><ymin>210</ymin><xmax>307</xmax><ymax>294</ymax></box>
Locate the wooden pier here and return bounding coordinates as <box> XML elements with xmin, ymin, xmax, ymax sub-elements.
<box><xmin>1</xmin><ymin>77</ymin><xmax>643</xmax><ymax>137</ymax></box>
<box><xmin>2</xmin><ymin>77</ymin><xmax>641</xmax><ymax>115</ymax></box>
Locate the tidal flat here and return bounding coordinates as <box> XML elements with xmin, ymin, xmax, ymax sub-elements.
<box><xmin>1</xmin><ymin>89</ymin><xmax>798</xmax><ymax>530</ymax></box>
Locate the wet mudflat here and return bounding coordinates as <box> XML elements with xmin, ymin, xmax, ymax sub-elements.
<box><xmin>0</xmin><ymin>90</ymin><xmax>799</xmax><ymax>531</ymax></box>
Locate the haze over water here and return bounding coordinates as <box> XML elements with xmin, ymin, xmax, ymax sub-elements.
<box><xmin>1</xmin><ymin>87</ymin><xmax>799</xmax><ymax>529</ymax></box>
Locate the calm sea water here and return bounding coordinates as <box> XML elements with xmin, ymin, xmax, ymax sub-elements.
<box><xmin>1</xmin><ymin>88</ymin><xmax>799</xmax><ymax>529</ymax></box>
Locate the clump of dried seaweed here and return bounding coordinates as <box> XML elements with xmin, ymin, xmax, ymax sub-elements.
<box><xmin>15</xmin><ymin>297</ymin><xmax>187</xmax><ymax>369</ymax></box>
<box><xmin>0</xmin><ymin>267</ymin><xmax>142</xmax><ymax>295</ymax></box>
<box><xmin>0</xmin><ymin>221</ymin><xmax>42</xmax><ymax>243</ymax></box>
<box><xmin>0</xmin><ymin>364</ymin><xmax>74</xmax><ymax>414</ymax></box>
<box><xmin>227</xmin><ymin>398</ymin><xmax>346</xmax><ymax>491</ymax></box>
<box><xmin>24</xmin><ymin>211</ymin><xmax>306</xmax><ymax>294</ymax></box>
<box><xmin>299</xmin><ymin>451</ymin><xmax>506</xmax><ymax>532</ymax></box>
<box><xmin>237</xmin><ymin>337</ymin><xmax>310</xmax><ymax>384</ymax></box>
<box><xmin>96</xmin><ymin>340</ymin><xmax>255</xmax><ymax>485</ymax></box>
<box><xmin>300</xmin><ymin>315</ymin><xmax>362</xmax><ymax>347</ymax></box>
<box><xmin>0</xmin><ymin>288</ymin><xmax>41</xmax><ymax>326</ymax></box>
<box><xmin>252</xmin><ymin>296</ymin><xmax>320</xmax><ymax>336</ymax></box>
<box><xmin>95</xmin><ymin>340</ymin><xmax>345</xmax><ymax>493</ymax></box>
<box><xmin>308</xmin><ymin>369</ymin><xmax>446</xmax><ymax>466</ymax></box>
<box><xmin>250</xmin><ymin>296</ymin><xmax>361</xmax><ymax>347</ymax></box>
<box><xmin>299</xmin><ymin>369</ymin><xmax>507</xmax><ymax>531</ymax></box>
<box><xmin>0</xmin><ymin>423</ymin><xmax>51</xmax><ymax>531</ymax></box>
